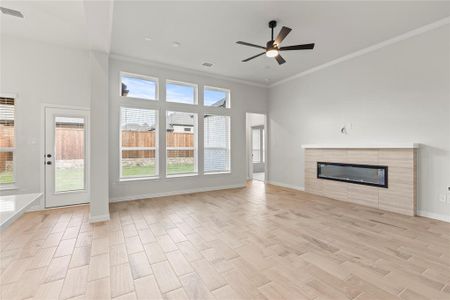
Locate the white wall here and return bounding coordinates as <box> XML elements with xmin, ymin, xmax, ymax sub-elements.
<box><xmin>268</xmin><ymin>25</ymin><xmax>450</xmax><ymax>217</ymax></box>
<box><xmin>0</xmin><ymin>36</ymin><xmax>91</xmax><ymax>206</ymax></box>
<box><xmin>109</xmin><ymin>57</ymin><xmax>268</xmax><ymax>201</ymax></box>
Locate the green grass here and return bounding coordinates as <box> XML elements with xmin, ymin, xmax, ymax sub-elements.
<box><xmin>167</xmin><ymin>163</ymin><xmax>195</xmax><ymax>174</ymax></box>
<box><xmin>122</xmin><ymin>165</ymin><xmax>156</xmax><ymax>177</ymax></box>
<box><xmin>0</xmin><ymin>170</ymin><xmax>13</xmax><ymax>185</ymax></box>
<box><xmin>55</xmin><ymin>167</ymin><xmax>84</xmax><ymax>192</ymax></box>
<box><xmin>121</xmin><ymin>163</ymin><xmax>195</xmax><ymax>177</ymax></box>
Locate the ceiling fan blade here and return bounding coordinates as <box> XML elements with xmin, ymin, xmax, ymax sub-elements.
<box><xmin>236</xmin><ymin>41</ymin><xmax>266</xmax><ymax>50</ymax></box>
<box><xmin>280</xmin><ymin>43</ymin><xmax>315</xmax><ymax>51</ymax></box>
<box><xmin>274</xmin><ymin>26</ymin><xmax>292</xmax><ymax>46</ymax></box>
<box><xmin>275</xmin><ymin>55</ymin><xmax>286</xmax><ymax>65</ymax></box>
<box><xmin>242</xmin><ymin>52</ymin><xmax>265</xmax><ymax>62</ymax></box>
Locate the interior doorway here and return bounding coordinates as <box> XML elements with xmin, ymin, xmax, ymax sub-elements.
<box><xmin>246</xmin><ymin>113</ymin><xmax>266</xmax><ymax>182</ymax></box>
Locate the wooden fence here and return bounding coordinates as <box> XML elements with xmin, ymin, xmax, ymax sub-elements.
<box><xmin>0</xmin><ymin>126</ymin><xmax>195</xmax><ymax>171</ymax></box>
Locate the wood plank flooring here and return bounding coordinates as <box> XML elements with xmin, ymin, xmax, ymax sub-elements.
<box><xmin>1</xmin><ymin>181</ymin><xmax>450</xmax><ymax>299</ymax></box>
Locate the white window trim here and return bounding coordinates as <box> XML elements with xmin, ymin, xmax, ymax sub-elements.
<box><xmin>166</xmin><ymin>79</ymin><xmax>198</xmax><ymax>105</ymax></box>
<box><xmin>204</xmin><ymin>86</ymin><xmax>231</xmax><ymax>108</ymax></box>
<box><xmin>119</xmin><ymin>107</ymin><xmax>160</xmax><ymax>181</ymax></box>
<box><xmin>120</xmin><ymin>71</ymin><xmax>159</xmax><ymax>101</ymax></box>
<box><xmin>204</xmin><ymin>114</ymin><xmax>231</xmax><ymax>174</ymax></box>
<box><xmin>166</xmin><ymin>111</ymin><xmax>198</xmax><ymax>177</ymax></box>
<box><xmin>0</xmin><ymin>94</ymin><xmax>17</xmax><ymax>189</ymax></box>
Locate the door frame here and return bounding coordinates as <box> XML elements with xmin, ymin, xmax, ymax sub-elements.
<box><xmin>245</xmin><ymin>113</ymin><xmax>268</xmax><ymax>182</ymax></box>
<box><xmin>41</xmin><ymin>104</ymin><xmax>91</xmax><ymax>209</ymax></box>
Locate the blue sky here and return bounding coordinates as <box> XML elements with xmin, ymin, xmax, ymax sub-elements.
<box><xmin>204</xmin><ymin>89</ymin><xmax>227</xmax><ymax>106</ymax></box>
<box><xmin>122</xmin><ymin>75</ymin><xmax>227</xmax><ymax>106</ymax></box>
<box><xmin>121</xmin><ymin>76</ymin><xmax>156</xmax><ymax>100</ymax></box>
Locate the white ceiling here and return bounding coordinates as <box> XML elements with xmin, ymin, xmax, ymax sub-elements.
<box><xmin>111</xmin><ymin>1</ymin><xmax>450</xmax><ymax>85</ymax></box>
<box><xmin>1</xmin><ymin>1</ymin><xmax>449</xmax><ymax>85</ymax></box>
<box><xmin>0</xmin><ymin>0</ymin><xmax>89</xmax><ymax>49</ymax></box>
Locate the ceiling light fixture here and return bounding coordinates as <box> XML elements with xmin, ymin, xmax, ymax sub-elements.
<box><xmin>266</xmin><ymin>47</ymin><xmax>279</xmax><ymax>58</ymax></box>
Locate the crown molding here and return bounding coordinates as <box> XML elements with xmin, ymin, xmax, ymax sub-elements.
<box><xmin>109</xmin><ymin>53</ymin><xmax>268</xmax><ymax>89</ymax></box>
<box><xmin>270</xmin><ymin>16</ymin><xmax>450</xmax><ymax>88</ymax></box>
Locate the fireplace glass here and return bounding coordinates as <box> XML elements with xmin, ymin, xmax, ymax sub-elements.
<box><xmin>317</xmin><ymin>162</ymin><xmax>388</xmax><ymax>188</ymax></box>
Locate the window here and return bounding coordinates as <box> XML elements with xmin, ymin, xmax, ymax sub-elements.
<box><xmin>166</xmin><ymin>80</ymin><xmax>197</xmax><ymax>105</ymax></box>
<box><xmin>166</xmin><ymin>111</ymin><xmax>197</xmax><ymax>175</ymax></box>
<box><xmin>120</xmin><ymin>107</ymin><xmax>158</xmax><ymax>179</ymax></box>
<box><xmin>120</xmin><ymin>72</ymin><xmax>158</xmax><ymax>100</ymax></box>
<box><xmin>0</xmin><ymin>97</ymin><xmax>15</xmax><ymax>185</ymax></box>
<box><xmin>204</xmin><ymin>115</ymin><xmax>230</xmax><ymax>173</ymax></box>
<box><xmin>252</xmin><ymin>126</ymin><xmax>264</xmax><ymax>163</ymax></box>
<box><xmin>204</xmin><ymin>86</ymin><xmax>230</xmax><ymax>108</ymax></box>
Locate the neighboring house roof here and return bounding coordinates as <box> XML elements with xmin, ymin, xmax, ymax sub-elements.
<box><xmin>122</xmin><ymin>123</ymin><xmax>155</xmax><ymax>131</ymax></box>
<box><xmin>167</xmin><ymin>112</ymin><xmax>194</xmax><ymax>129</ymax></box>
<box><xmin>211</xmin><ymin>97</ymin><xmax>226</xmax><ymax>107</ymax></box>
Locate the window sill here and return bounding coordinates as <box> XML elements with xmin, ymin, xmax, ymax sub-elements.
<box><xmin>204</xmin><ymin>171</ymin><xmax>231</xmax><ymax>175</ymax></box>
<box><xmin>166</xmin><ymin>173</ymin><xmax>198</xmax><ymax>179</ymax></box>
<box><xmin>0</xmin><ymin>184</ymin><xmax>18</xmax><ymax>191</ymax></box>
<box><xmin>119</xmin><ymin>176</ymin><xmax>160</xmax><ymax>183</ymax></box>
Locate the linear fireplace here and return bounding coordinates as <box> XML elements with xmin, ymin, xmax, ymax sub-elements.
<box><xmin>317</xmin><ymin>162</ymin><xmax>388</xmax><ymax>188</ymax></box>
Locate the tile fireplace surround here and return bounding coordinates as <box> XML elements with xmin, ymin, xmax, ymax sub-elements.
<box><xmin>303</xmin><ymin>144</ymin><xmax>418</xmax><ymax>216</ymax></box>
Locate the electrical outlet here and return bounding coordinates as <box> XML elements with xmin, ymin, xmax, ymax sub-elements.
<box><xmin>439</xmin><ymin>194</ymin><xmax>446</xmax><ymax>203</ymax></box>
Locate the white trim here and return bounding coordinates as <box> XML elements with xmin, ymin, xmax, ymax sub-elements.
<box><xmin>89</xmin><ymin>213</ymin><xmax>110</xmax><ymax>223</ymax></box>
<box><xmin>270</xmin><ymin>16</ymin><xmax>450</xmax><ymax>87</ymax></box>
<box><xmin>417</xmin><ymin>210</ymin><xmax>450</xmax><ymax>223</ymax></box>
<box><xmin>267</xmin><ymin>180</ymin><xmax>305</xmax><ymax>192</ymax></box>
<box><xmin>110</xmin><ymin>183</ymin><xmax>245</xmax><ymax>203</ymax></box>
<box><xmin>110</xmin><ymin>53</ymin><xmax>268</xmax><ymax>88</ymax></box>
<box><xmin>301</xmin><ymin>143</ymin><xmax>420</xmax><ymax>149</ymax></box>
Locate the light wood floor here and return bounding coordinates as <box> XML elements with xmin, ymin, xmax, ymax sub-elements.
<box><xmin>1</xmin><ymin>181</ymin><xmax>450</xmax><ymax>300</ymax></box>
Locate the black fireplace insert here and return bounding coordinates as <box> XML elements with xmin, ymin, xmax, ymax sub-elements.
<box><xmin>317</xmin><ymin>162</ymin><xmax>388</xmax><ymax>188</ymax></box>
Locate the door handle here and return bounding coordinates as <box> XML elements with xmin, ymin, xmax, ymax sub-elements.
<box><xmin>46</xmin><ymin>161</ymin><xmax>52</xmax><ymax>165</ymax></box>
<box><xmin>46</xmin><ymin>154</ymin><xmax>52</xmax><ymax>158</ymax></box>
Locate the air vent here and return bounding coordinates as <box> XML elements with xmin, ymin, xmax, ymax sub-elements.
<box><xmin>202</xmin><ymin>62</ymin><xmax>213</xmax><ymax>67</ymax></box>
<box><xmin>0</xmin><ymin>7</ymin><xmax>24</xmax><ymax>18</ymax></box>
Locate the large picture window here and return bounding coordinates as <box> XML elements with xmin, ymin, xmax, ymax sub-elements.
<box><xmin>166</xmin><ymin>111</ymin><xmax>197</xmax><ymax>175</ymax></box>
<box><xmin>204</xmin><ymin>115</ymin><xmax>230</xmax><ymax>173</ymax></box>
<box><xmin>120</xmin><ymin>72</ymin><xmax>158</xmax><ymax>100</ymax></box>
<box><xmin>120</xmin><ymin>107</ymin><xmax>158</xmax><ymax>179</ymax></box>
<box><xmin>0</xmin><ymin>97</ymin><xmax>15</xmax><ymax>185</ymax></box>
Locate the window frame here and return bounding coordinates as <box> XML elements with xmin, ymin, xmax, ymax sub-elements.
<box><xmin>204</xmin><ymin>86</ymin><xmax>231</xmax><ymax>108</ymax></box>
<box><xmin>0</xmin><ymin>95</ymin><xmax>17</xmax><ymax>189</ymax></box>
<box><xmin>119</xmin><ymin>106</ymin><xmax>160</xmax><ymax>181</ymax></box>
<box><xmin>119</xmin><ymin>71</ymin><xmax>159</xmax><ymax>101</ymax></box>
<box><xmin>165</xmin><ymin>110</ymin><xmax>198</xmax><ymax>177</ymax></box>
<box><xmin>204</xmin><ymin>114</ymin><xmax>231</xmax><ymax>175</ymax></box>
<box><xmin>165</xmin><ymin>79</ymin><xmax>198</xmax><ymax>105</ymax></box>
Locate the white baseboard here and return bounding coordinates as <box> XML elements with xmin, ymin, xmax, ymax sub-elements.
<box><xmin>89</xmin><ymin>214</ymin><xmax>110</xmax><ymax>223</ymax></box>
<box><xmin>267</xmin><ymin>181</ymin><xmax>305</xmax><ymax>192</ymax></box>
<box><xmin>417</xmin><ymin>210</ymin><xmax>450</xmax><ymax>223</ymax></box>
<box><xmin>110</xmin><ymin>183</ymin><xmax>246</xmax><ymax>203</ymax></box>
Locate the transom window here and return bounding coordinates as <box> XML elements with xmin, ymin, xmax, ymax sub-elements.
<box><xmin>204</xmin><ymin>86</ymin><xmax>230</xmax><ymax>108</ymax></box>
<box><xmin>166</xmin><ymin>80</ymin><xmax>197</xmax><ymax>105</ymax></box>
<box><xmin>120</xmin><ymin>72</ymin><xmax>158</xmax><ymax>100</ymax></box>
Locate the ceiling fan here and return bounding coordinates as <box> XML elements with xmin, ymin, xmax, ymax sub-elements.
<box><xmin>236</xmin><ymin>20</ymin><xmax>315</xmax><ymax>65</ymax></box>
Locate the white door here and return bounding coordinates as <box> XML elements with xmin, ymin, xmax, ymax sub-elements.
<box><xmin>45</xmin><ymin>107</ymin><xmax>90</xmax><ymax>208</ymax></box>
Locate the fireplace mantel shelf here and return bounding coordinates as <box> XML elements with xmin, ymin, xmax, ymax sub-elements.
<box><xmin>302</xmin><ymin>143</ymin><xmax>419</xmax><ymax>149</ymax></box>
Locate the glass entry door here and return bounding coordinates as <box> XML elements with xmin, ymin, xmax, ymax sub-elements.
<box><xmin>45</xmin><ymin>107</ymin><xmax>90</xmax><ymax>208</ymax></box>
<box><xmin>251</xmin><ymin>126</ymin><xmax>265</xmax><ymax>173</ymax></box>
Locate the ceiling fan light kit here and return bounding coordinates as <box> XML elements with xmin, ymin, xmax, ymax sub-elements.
<box><xmin>236</xmin><ymin>20</ymin><xmax>315</xmax><ymax>65</ymax></box>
